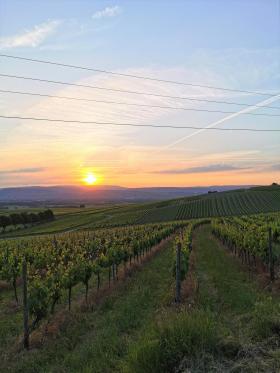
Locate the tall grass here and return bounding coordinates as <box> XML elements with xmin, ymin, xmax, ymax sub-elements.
<box><xmin>124</xmin><ymin>309</ymin><xmax>219</xmax><ymax>373</ymax></box>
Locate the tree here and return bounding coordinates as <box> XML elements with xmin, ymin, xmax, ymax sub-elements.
<box><xmin>38</xmin><ymin>212</ymin><xmax>45</xmax><ymax>222</ymax></box>
<box><xmin>29</xmin><ymin>213</ymin><xmax>39</xmax><ymax>225</ymax></box>
<box><xmin>0</xmin><ymin>215</ymin><xmax>12</xmax><ymax>232</ymax></box>
<box><xmin>45</xmin><ymin>209</ymin><xmax>55</xmax><ymax>221</ymax></box>
<box><xmin>10</xmin><ymin>213</ymin><xmax>23</xmax><ymax>229</ymax></box>
<box><xmin>21</xmin><ymin>212</ymin><xmax>30</xmax><ymax>228</ymax></box>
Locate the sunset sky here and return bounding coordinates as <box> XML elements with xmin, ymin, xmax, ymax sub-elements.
<box><xmin>0</xmin><ymin>0</ymin><xmax>279</xmax><ymax>188</ymax></box>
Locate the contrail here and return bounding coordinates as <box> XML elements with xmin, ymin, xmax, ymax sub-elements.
<box><xmin>159</xmin><ymin>93</ymin><xmax>280</xmax><ymax>152</ymax></box>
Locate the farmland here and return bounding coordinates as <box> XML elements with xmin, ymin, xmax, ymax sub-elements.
<box><xmin>0</xmin><ymin>185</ymin><xmax>280</xmax><ymax>372</ymax></box>
<box><xmin>1</xmin><ymin>186</ymin><xmax>279</xmax><ymax>238</ymax></box>
<box><xmin>137</xmin><ymin>185</ymin><xmax>280</xmax><ymax>223</ymax></box>
<box><xmin>1</xmin><ymin>0</ymin><xmax>279</xmax><ymax>370</ymax></box>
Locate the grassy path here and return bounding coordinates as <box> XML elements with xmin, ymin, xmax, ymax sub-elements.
<box><xmin>4</xmin><ymin>239</ymin><xmax>174</xmax><ymax>373</ymax></box>
<box><xmin>192</xmin><ymin>225</ymin><xmax>280</xmax><ymax>372</ymax></box>
<box><xmin>195</xmin><ymin>225</ymin><xmax>261</xmax><ymax>315</ymax></box>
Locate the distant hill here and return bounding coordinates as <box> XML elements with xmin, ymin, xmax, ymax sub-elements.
<box><xmin>0</xmin><ymin>185</ymin><xmax>253</xmax><ymax>204</ymax></box>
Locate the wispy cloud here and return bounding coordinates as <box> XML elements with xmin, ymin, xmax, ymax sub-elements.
<box><xmin>0</xmin><ymin>168</ymin><xmax>45</xmax><ymax>175</ymax></box>
<box><xmin>154</xmin><ymin>164</ymin><xmax>249</xmax><ymax>174</ymax></box>
<box><xmin>92</xmin><ymin>6</ymin><xmax>121</xmax><ymax>20</ymax></box>
<box><xmin>0</xmin><ymin>20</ymin><xmax>61</xmax><ymax>49</ymax></box>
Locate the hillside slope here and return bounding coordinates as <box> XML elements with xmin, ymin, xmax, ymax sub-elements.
<box><xmin>136</xmin><ymin>185</ymin><xmax>280</xmax><ymax>223</ymax></box>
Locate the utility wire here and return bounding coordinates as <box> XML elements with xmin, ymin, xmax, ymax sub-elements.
<box><xmin>0</xmin><ymin>53</ymin><xmax>276</xmax><ymax>97</ymax></box>
<box><xmin>1</xmin><ymin>73</ymin><xmax>280</xmax><ymax>111</ymax></box>
<box><xmin>0</xmin><ymin>89</ymin><xmax>280</xmax><ymax>117</ymax></box>
<box><xmin>1</xmin><ymin>114</ymin><xmax>279</xmax><ymax>132</ymax></box>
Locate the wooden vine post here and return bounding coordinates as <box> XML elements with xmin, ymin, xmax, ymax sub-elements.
<box><xmin>268</xmin><ymin>227</ymin><xmax>274</xmax><ymax>282</ymax></box>
<box><xmin>175</xmin><ymin>241</ymin><xmax>181</xmax><ymax>303</ymax></box>
<box><xmin>22</xmin><ymin>258</ymin><xmax>29</xmax><ymax>350</ymax></box>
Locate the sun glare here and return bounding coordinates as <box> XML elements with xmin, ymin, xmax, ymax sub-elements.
<box><xmin>84</xmin><ymin>172</ymin><xmax>98</xmax><ymax>185</ymax></box>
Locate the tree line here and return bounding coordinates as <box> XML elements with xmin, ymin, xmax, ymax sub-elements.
<box><xmin>0</xmin><ymin>209</ymin><xmax>54</xmax><ymax>232</ymax></box>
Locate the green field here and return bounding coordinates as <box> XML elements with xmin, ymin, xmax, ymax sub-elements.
<box><xmin>0</xmin><ymin>204</ymin><xmax>142</xmax><ymax>238</ymax></box>
<box><xmin>1</xmin><ymin>185</ymin><xmax>280</xmax><ymax>239</ymax></box>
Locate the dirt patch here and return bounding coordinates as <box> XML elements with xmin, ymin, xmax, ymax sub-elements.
<box><xmin>180</xmin><ymin>249</ymin><xmax>198</xmax><ymax>308</ymax></box>
<box><xmin>5</xmin><ymin>300</ymin><xmax>21</xmax><ymax>314</ymax></box>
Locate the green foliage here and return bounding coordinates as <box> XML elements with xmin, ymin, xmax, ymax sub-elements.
<box><xmin>172</xmin><ymin>221</ymin><xmax>206</xmax><ymax>282</ymax></box>
<box><xmin>28</xmin><ymin>277</ymin><xmax>49</xmax><ymax>322</ymax></box>
<box><xmin>211</xmin><ymin>213</ymin><xmax>280</xmax><ymax>263</ymax></box>
<box><xmin>0</xmin><ymin>222</ymin><xmax>185</xmax><ymax>330</ymax></box>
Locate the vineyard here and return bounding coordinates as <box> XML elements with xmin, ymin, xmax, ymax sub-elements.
<box><xmin>1</xmin><ymin>207</ymin><xmax>280</xmax><ymax>371</ymax></box>
<box><xmin>0</xmin><ymin>221</ymin><xmax>185</xmax><ymax>352</ymax></box>
<box><xmin>212</xmin><ymin>212</ymin><xmax>280</xmax><ymax>278</ymax></box>
<box><xmin>137</xmin><ymin>186</ymin><xmax>280</xmax><ymax>223</ymax></box>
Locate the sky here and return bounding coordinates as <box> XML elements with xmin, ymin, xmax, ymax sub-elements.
<box><xmin>0</xmin><ymin>0</ymin><xmax>279</xmax><ymax>188</ymax></box>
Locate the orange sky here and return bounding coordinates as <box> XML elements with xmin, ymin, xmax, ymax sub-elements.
<box><xmin>0</xmin><ymin>1</ymin><xmax>279</xmax><ymax>189</ymax></box>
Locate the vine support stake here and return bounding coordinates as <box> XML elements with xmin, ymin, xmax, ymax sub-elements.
<box><xmin>175</xmin><ymin>241</ymin><xmax>181</xmax><ymax>303</ymax></box>
<box><xmin>268</xmin><ymin>227</ymin><xmax>274</xmax><ymax>282</ymax></box>
<box><xmin>22</xmin><ymin>259</ymin><xmax>29</xmax><ymax>350</ymax></box>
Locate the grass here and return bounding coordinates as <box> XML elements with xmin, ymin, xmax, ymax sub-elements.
<box><xmin>195</xmin><ymin>228</ymin><xmax>259</xmax><ymax>314</ymax></box>
<box><xmin>123</xmin><ymin>310</ymin><xmax>219</xmax><ymax>373</ymax></box>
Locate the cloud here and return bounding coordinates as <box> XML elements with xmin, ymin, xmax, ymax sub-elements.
<box><xmin>154</xmin><ymin>164</ymin><xmax>249</xmax><ymax>174</ymax></box>
<box><xmin>0</xmin><ymin>168</ymin><xmax>45</xmax><ymax>175</ymax></box>
<box><xmin>0</xmin><ymin>20</ymin><xmax>61</xmax><ymax>49</ymax></box>
<box><xmin>92</xmin><ymin>6</ymin><xmax>121</xmax><ymax>19</ymax></box>
<box><xmin>17</xmin><ymin>66</ymin><xmax>204</xmax><ymax>144</ymax></box>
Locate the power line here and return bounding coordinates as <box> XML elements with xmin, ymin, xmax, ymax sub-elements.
<box><xmin>1</xmin><ymin>114</ymin><xmax>279</xmax><ymax>132</ymax></box>
<box><xmin>0</xmin><ymin>53</ymin><xmax>275</xmax><ymax>97</ymax></box>
<box><xmin>1</xmin><ymin>73</ymin><xmax>280</xmax><ymax>111</ymax></box>
<box><xmin>1</xmin><ymin>89</ymin><xmax>280</xmax><ymax>117</ymax></box>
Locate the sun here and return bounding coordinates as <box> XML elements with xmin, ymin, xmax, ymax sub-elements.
<box><xmin>84</xmin><ymin>172</ymin><xmax>98</xmax><ymax>185</ymax></box>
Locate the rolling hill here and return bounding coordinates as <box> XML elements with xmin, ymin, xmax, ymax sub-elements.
<box><xmin>135</xmin><ymin>185</ymin><xmax>280</xmax><ymax>223</ymax></box>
